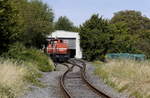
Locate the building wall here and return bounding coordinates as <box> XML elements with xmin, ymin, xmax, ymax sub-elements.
<box><xmin>47</xmin><ymin>30</ymin><xmax>82</xmax><ymax>58</ymax></box>
<box><xmin>75</xmin><ymin>33</ymin><xmax>82</xmax><ymax>58</ymax></box>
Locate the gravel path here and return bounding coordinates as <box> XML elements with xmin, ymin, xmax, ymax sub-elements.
<box><xmin>20</xmin><ymin>64</ymin><xmax>66</xmax><ymax>98</ymax></box>
<box><xmin>20</xmin><ymin>61</ymin><xmax>129</xmax><ymax>98</ymax></box>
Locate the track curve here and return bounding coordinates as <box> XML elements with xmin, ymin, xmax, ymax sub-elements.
<box><xmin>60</xmin><ymin>59</ymin><xmax>111</xmax><ymax>98</ymax></box>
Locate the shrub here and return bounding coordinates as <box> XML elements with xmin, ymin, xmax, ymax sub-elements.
<box><xmin>4</xmin><ymin>42</ymin><xmax>55</xmax><ymax>72</ymax></box>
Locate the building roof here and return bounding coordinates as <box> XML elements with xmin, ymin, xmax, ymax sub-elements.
<box><xmin>47</xmin><ymin>30</ymin><xmax>79</xmax><ymax>38</ymax></box>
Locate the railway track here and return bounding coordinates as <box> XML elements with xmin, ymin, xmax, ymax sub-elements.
<box><xmin>60</xmin><ymin>59</ymin><xmax>111</xmax><ymax>98</ymax></box>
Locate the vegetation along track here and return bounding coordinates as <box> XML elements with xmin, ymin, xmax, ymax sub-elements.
<box><xmin>60</xmin><ymin>59</ymin><xmax>111</xmax><ymax>98</ymax></box>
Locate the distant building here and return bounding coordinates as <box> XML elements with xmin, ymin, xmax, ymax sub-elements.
<box><xmin>47</xmin><ymin>30</ymin><xmax>82</xmax><ymax>59</ymax></box>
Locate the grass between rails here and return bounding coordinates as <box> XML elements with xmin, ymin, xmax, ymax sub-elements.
<box><xmin>93</xmin><ymin>59</ymin><xmax>150</xmax><ymax>98</ymax></box>
<box><xmin>0</xmin><ymin>43</ymin><xmax>55</xmax><ymax>98</ymax></box>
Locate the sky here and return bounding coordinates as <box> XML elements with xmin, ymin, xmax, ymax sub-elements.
<box><xmin>42</xmin><ymin>0</ymin><xmax>150</xmax><ymax>26</ymax></box>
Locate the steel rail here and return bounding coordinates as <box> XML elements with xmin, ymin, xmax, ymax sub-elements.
<box><xmin>60</xmin><ymin>59</ymin><xmax>111</xmax><ymax>98</ymax></box>
<box><xmin>70</xmin><ymin>59</ymin><xmax>111</xmax><ymax>98</ymax></box>
<box><xmin>60</xmin><ymin>63</ymin><xmax>74</xmax><ymax>98</ymax></box>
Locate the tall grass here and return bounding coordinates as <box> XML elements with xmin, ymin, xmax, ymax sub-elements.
<box><xmin>0</xmin><ymin>59</ymin><xmax>28</xmax><ymax>98</ymax></box>
<box><xmin>0</xmin><ymin>43</ymin><xmax>55</xmax><ymax>97</ymax></box>
<box><xmin>94</xmin><ymin>59</ymin><xmax>150</xmax><ymax>98</ymax></box>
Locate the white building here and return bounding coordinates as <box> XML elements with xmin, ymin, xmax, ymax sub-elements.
<box><xmin>47</xmin><ymin>30</ymin><xmax>82</xmax><ymax>59</ymax></box>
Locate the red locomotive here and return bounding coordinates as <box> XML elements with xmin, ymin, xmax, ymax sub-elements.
<box><xmin>45</xmin><ymin>38</ymin><xmax>70</xmax><ymax>62</ymax></box>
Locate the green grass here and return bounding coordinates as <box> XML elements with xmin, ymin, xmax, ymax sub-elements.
<box><xmin>93</xmin><ymin>59</ymin><xmax>150</xmax><ymax>98</ymax></box>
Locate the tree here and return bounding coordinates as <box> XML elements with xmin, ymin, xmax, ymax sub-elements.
<box><xmin>111</xmin><ymin>10</ymin><xmax>150</xmax><ymax>34</ymax></box>
<box><xmin>10</xmin><ymin>0</ymin><xmax>54</xmax><ymax>48</ymax></box>
<box><xmin>136</xmin><ymin>30</ymin><xmax>150</xmax><ymax>58</ymax></box>
<box><xmin>80</xmin><ymin>14</ymin><xmax>141</xmax><ymax>61</ymax></box>
<box><xmin>0</xmin><ymin>0</ymin><xmax>54</xmax><ymax>54</ymax></box>
<box><xmin>19</xmin><ymin>0</ymin><xmax>54</xmax><ymax>48</ymax></box>
<box><xmin>80</xmin><ymin>14</ymin><xmax>113</xmax><ymax>61</ymax></box>
<box><xmin>108</xmin><ymin>22</ymin><xmax>138</xmax><ymax>53</ymax></box>
<box><xmin>55</xmin><ymin>16</ymin><xmax>74</xmax><ymax>31</ymax></box>
<box><xmin>0</xmin><ymin>0</ymin><xmax>18</xmax><ymax>54</ymax></box>
<box><xmin>111</xmin><ymin>10</ymin><xmax>150</xmax><ymax>58</ymax></box>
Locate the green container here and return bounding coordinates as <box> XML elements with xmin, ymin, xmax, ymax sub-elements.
<box><xmin>106</xmin><ymin>53</ymin><xmax>145</xmax><ymax>61</ymax></box>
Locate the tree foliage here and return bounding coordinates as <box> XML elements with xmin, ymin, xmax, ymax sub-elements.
<box><xmin>80</xmin><ymin>12</ymin><xmax>150</xmax><ymax>61</ymax></box>
<box><xmin>3</xmin><ymin>0</ymin><xmax>53</xmax><ymax>49</ymax></box>
<box><xmin>55</xmin><ymin>16</ymin><xmax>75</xmax><ymax>31</ymax></box>
<box><xmin>15</xmin><ymin>0</ymin><xmax>54</xmax><ymax>48</ymax></box>
<box><xmin>111</xmin><ymin>10</ymin><xmax>150</xmax><ymax>34</ymax></box>
<box><xmin>108</xmin><ymin>22</ymin><xmax>138</xmax><ymax>53</ymax></box>
<box><xmin>0</xmin><ymin>0</ymin><xmax>18</xmax><ymax>54</ymax></box>
<box><xmin>136</xmin><ymin>30</ymin><xmax>150</xmax><ymax>58</ymax></box>
<box><xmin>80</xmin><ymin>14</ymin><xmax>113</xmax><ymax>61</ymax></box>
<box><xmin>111</xmin><ymin>10</ymin><xmax>150</xmax><ymax>58</ymax></box>
<box><xmin>0</xmin><ymin>0</ymin><xmax>54</xmax><ymax>55</ymax></box>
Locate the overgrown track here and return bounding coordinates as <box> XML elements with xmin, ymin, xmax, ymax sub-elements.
<box><xmin>60</xmin><ymin>59</ymin><xmax>111</xmax><ymax>98</ymax></box>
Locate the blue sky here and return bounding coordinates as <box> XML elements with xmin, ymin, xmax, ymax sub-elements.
<box><xmin>42</xmin><ymin>0</ymin><xmax>150</xmax><ymax>26</ymax></box>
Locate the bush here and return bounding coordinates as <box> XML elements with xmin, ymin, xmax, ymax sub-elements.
<box><xmin>4</xmin><ymin>43</ymin><xmax>55</xmax><ymax>72</ymax></box>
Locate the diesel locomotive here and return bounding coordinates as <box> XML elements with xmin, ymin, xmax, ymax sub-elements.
<box><xmin>45</xmin><ymin>38</ymin><xmax>70</xmax><ymax>62</ymax></box>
